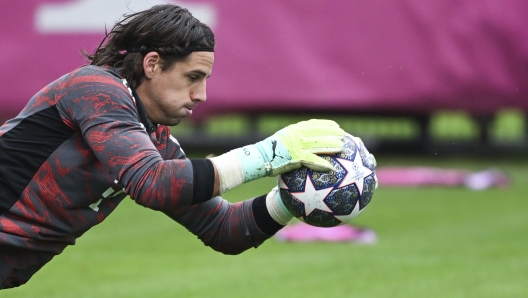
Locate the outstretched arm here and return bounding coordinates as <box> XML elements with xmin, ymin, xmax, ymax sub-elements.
<box><xmin>163</xmin><ymin>194</ymin><xmax>280</xmax><ymax>255</ymax></box>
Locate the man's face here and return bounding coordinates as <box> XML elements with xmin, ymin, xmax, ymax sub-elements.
<box><xmin>136</xmin><ymin>51</ymin><xmax>214</xmax><ymax>126</ymax></box>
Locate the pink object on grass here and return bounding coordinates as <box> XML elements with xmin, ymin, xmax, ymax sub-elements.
<box><xmin>376</xmin><ymin>167</ymin><xmax>510</xmax><ymax>190</ymax></box>
<box><xmin>276</xmin><ymin>223</ymin><xmax>377</xmax><ymax>244</ymax></box>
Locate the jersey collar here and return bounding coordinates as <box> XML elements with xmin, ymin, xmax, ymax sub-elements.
<box><xmin>131</xmin><ymin>89</ymin><xmax>158</xmax><ymax>134</ymax></box>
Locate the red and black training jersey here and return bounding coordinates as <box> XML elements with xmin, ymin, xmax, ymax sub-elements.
<box><xmin>0</xmin><ymin>65</ymin><xmax>277</xmax><ymax>262</ymax></box>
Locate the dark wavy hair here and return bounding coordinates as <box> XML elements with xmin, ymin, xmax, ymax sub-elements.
<box><xmin>83</xmin><ymin>4</ymin><xmax>215</xmax><ymax>89</ymax></box>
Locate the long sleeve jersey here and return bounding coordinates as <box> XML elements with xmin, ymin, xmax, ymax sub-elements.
<box><xmin>0</xmin><ymin>65</ymin><xmax>280</xmax><ymax>287</ymax></box>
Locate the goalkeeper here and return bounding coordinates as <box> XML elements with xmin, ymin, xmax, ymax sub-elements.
<box><xmin>0</xmin><ymin>4</ymin><xmax>345</xmax><ymax>289</ymax></box>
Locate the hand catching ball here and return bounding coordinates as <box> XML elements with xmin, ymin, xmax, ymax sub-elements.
<box><xmin>278</xmin><ymin>134</ymin><xmax>377</xmax><ymax>227</ymax></box>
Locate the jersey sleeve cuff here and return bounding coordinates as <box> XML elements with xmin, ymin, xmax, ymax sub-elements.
<box><xmin>252</xmin><ymin>194</ymin><xmax>285</xmax><ymax>236</ymax></box>
<box><xmin>190</xmin><ymin>159</ymin><xmax>215</xmax><ymax>205</ymax></box>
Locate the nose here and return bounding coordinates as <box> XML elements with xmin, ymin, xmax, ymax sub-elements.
<box><xmin>191</xmin><ymin>81</ymin><xmax>207</xmax><ymax>102</ymax></box>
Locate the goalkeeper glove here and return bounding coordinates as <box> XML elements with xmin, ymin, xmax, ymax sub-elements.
<box><xmin>210</xmin><ymin>119</ymin><xmax>345</xmax><ymax>193</ymax></box>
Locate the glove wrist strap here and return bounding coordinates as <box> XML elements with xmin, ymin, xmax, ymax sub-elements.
<box><xmin>209</xmin><ymin>144</ymin><xmax>269</xmax><ymax>194</ymax></box>
<box><xmin>266</xmin><ymin>188</ymin><xmax>293</xmax><ymax>225</ymax></box>
<box><xmin>208</xmin><ymin>152</ymin><xmax>244</xmax><ymax>194</ymax></box>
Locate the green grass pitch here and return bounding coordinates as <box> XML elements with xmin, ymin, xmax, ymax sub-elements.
<box><xmin>3</xmin><ymin>154</ymin><xmax>528</xmax><ymax>297</ymax></box>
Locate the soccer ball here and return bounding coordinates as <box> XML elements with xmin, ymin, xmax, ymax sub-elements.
<box><xmin>278</xmin><ymin>134</ymin><xmax>377</xmax><ymax>227</ymax></box>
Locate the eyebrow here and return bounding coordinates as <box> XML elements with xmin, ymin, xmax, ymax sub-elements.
<box><xmin>187</xmin><ymin>69</ymin><xmax>211</xmax><ymax>78</ymax></box>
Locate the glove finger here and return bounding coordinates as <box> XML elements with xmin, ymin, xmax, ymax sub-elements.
<box><xmin>298</xmin><ymin>119</ymin><xmax>341</xmax><ymax>129</ymax></box>
<box><xmin>297</xmin><ymin>125</ymin><xmax>345</xmax><ymax>138</ymax></box>
<box><xmin>301</xmin><ymin>135</ymin><xmax>344</xmax><ymax>153</ymax></box>
<box><xmin>269</xmin><ymin>162</ymin><xmax>302</xmax><ymax>177</ymax></box>
<box><xmin>280</xmin><ymin>120</ymin><xmax>344</xmax><ymax>144</ymax></box>
<box><xmin>300</xmin><ymin>154</ymin><xmax>335</xmax><ymax>172</ymax></box>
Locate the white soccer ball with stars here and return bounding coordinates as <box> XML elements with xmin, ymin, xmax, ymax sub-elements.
<box><xmin>278</xmin><ymin>133</ymin><xmax>377</xmax><ymax>227</ymax></box>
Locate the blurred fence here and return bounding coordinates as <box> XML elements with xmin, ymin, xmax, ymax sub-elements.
<box><xmin>1</xmin><ymin>0</ymin><xmax>527</xmax><ymax>155</ymax></box>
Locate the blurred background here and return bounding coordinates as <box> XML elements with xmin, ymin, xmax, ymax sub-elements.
<box><xmin>1</xmin><ymin>0</ymin><xmax>528</xmax><ymax>297</ymax></box>
<box><xmin>2</xmin><ymin>0</ymin><xmax>528</xmax><ymax>156</ymax></box>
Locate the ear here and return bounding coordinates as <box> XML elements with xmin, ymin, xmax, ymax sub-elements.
<box><xmin>142</xmin><ymin>52</ymin><xmax>161</xmax><ymax>79</ymax></box>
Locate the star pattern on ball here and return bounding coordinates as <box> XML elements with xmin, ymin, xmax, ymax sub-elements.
<box><xmin>290</xmin><ymin>176</ymin><xmax>334</xmax><ymax>216</ymax></box>
<box><xmin>334</xmin><ymin>200</ymin><xmax>361</xmax><ymax>223</ymax></box>
<box><xmin>336</xmin><ymin>152</ymin><xmax>373</xmax><ymax>196</ymax></box>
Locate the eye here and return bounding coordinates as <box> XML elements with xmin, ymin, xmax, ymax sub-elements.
<box><xmin>188</xmin><ymin>75</ymin><xmax>199</xmax><ymax>82</ymax></box>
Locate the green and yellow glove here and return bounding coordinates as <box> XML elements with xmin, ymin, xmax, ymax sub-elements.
<box><xmin>239</xmin><ymin>119</ymin><xmax>345</xmax><ymax>180</ymax></box>
<box><xmin>210</xmin><ymin>119</ymin><xmax>346</xmax><ymax>193</ymax></box>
